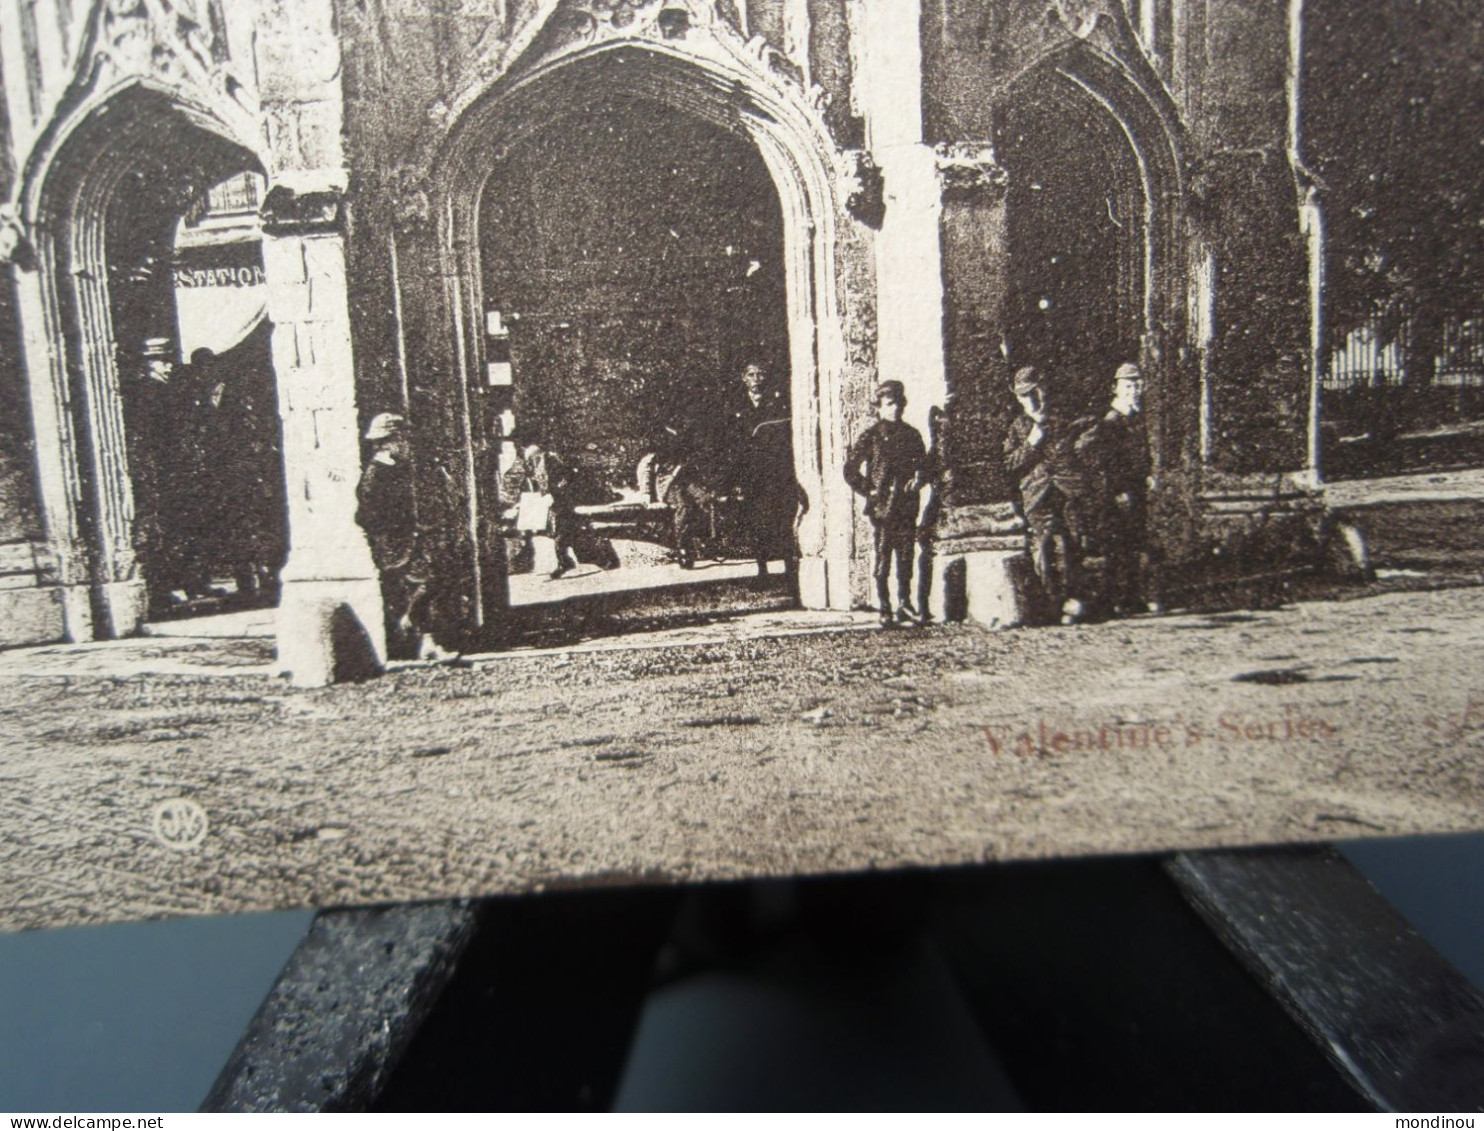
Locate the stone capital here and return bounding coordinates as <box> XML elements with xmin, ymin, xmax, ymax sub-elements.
<box><xmin>261</xmin><ymin>182</ymin><xmax>347</xmax><ymax>237</ymax></box>
<box><xmin>0</xmin><ymin>208</ymin><xmax>36</xmax><ymax>270</ymax></box>
<box><xmin>934</xmin><ymin>143</ymin><xmax>1009</xmax><ymax>205</ymax></box>
<box><xmin>840</xmin><ymin>149</ymin><xmax>885</xmax><ymax>229</ymax></box>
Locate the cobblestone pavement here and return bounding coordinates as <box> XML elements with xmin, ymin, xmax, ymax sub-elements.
<box><xmin>3</xmin><ymin>585</ymin><xmax>1483</xmax><ymax>931</ymax></box>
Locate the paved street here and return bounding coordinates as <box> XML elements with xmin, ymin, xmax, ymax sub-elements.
<box><xmin>2</xmin><ymin>578</ymin><xmax>1483</xmax><ymax>931</ymax></box>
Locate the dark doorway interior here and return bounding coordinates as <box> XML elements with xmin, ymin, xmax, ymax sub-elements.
<box><xmin>478</xmin><ymin>89</ymin><xmax>796</xmax><ymax>639</ymax></box>
<box><xmin>1000</xmin><ymin>78</ymin><xmax>1146</xmax><ymax>419</ymax></box>
<box><xmin>105</xmin><ymin>164</ymin><xmax>286</xmax><ymax>622</ymax></box>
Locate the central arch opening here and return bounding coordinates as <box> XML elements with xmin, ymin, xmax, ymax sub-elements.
<box><xmin>477</xmin><ymin>82</ymin><xmax>798</xmax><ymax>642</ymax></box>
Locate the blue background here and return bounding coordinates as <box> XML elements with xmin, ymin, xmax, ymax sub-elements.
<box><xmin>1</xmin><ymin>833</ymin><xmax>1480</xmax><ymax>1112</ymax></box>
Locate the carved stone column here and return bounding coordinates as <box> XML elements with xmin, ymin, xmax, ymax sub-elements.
<box><xmin>261</xmin><ymin>184</ymin><xmax>385</xmax><ymax>687</ymax></box>
<box><xmin>70</xmin><ymin>227</ymin><xmax>146</xmax><ymax>639</ymax></box>
<box><xmin>256</xmin><ymin>0</ymin><xmax>383</xmax><ymax>685</ymax></box>
<box><xmin>936</xmin><ymin>141</ymin><xmax>1010</xmax><ymax>441</ymax></box>
<box><xmin>2</xmin><ymin>213</ymin><xmax>91</xmax><ymax>642</ymax></box>
<box><xmin>1181</xmin><ymin>0</ymin><xmax>1326</xmax><ymax>578</ymax></box>
<box><xmin>931</xmin><ymin>144</ymin><xmax>1036</xmax><ymax>629</ymax></box>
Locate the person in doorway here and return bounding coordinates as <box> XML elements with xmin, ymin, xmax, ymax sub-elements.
<box><xmin>649</xmin><ymin>422</ymin><xmax>720</xmax><ymax>570</ymax></box>
<box><xmin>731</xmin><ymin>363</ymin><xmax>801</xmax><ymax>580</ymax></box>
<box><xmin>844</xmin><ymin>380</ymin><xmax>929</xmax><ymax>628</ymax></box>
<box><xmin>173</xmin><ymin>348</ymin><xmax>226</xmax><ymax>601</ymax></box>
<box><xmin>501</xmin><ymin>439</ymin><xmax>582</xmax><ymax>579</ymax></box>
<box><xmin>356</xmin><ymin>412</ymin><xmax>440</xmax><ymax>659</ymax></box>
<box><xmin>1002</xmin><ymin>365</ymin><xmax>1094</xmax><ymax>624</ymax></box>
<box><xmin>1077</xmin><ymin>361</ymin><xmax>1157</xmax><ymax>616</ymax></box>
<box><xmin>192</xmin><ymin>345</ymin><xmax>286</xmax><ymax>604</ymax></box>
<box><xmin>734</xmin><ymin>362</ymin><xmax>788</xmax><ymax>429</ymax></box>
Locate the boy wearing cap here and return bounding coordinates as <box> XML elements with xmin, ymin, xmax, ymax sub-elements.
<box><xmin>1003</xmin><ymin>366</ymin><xmax>1092</xmax><ymax>623</ymax></box>
<box><xmin>1076</xmin><ymin>361</ymin><xmax>1154</xmax><ymax>615</ymax></box>
<box><xmin>357</xmin><ymin>413</ymin><xmax>416</xmax><ymax>575</ymax></box>
<box><xmin>844</xmin><ymin>380</ymin><xmax>929</xmax><ymax>628</ymax></box>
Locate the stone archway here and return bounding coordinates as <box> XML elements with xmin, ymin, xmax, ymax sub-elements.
<box><xmin>477</xmin><ymin>87</ymin><xmax>794</xmax><ymax>606</ymax></box>
<box><xmin>422</xmin><ymin>40</ymin><xmax>856</xmax><ymax>648</ymax></box>
<box><xmin>16</xmin><ymin>80</ymin><xmax>274</xmax><ymax>641</ymax></box>
<box><xmin>934</xmin><ymin>41</ymin><xmax>1190</xmax><ymax>624</ymax></box>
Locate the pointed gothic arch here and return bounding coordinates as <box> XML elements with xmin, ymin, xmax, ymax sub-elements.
<box><xmin>996</xmin><ymin>39</ymin><xmax>1189</xmax><ymax>469</ymax></box>
<box><xmin>15</xmin><ymin>78</ymin><xmax>269</xmax><ymax>639</ymax></box>
<box><xmin>413</xmin><ymin>34</ymin><xmax>858</xmax><ymax>644</ymax></box>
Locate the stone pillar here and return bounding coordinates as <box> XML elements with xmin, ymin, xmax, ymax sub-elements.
<box><xmin>930</xmin><ymin>145</ymin><xmax>1038</xmax><ymax>629</ymax></box>
<box><xmin>936</xmin><ymin>143</ymin><xmax>1013</xmax><ymax>499</ymax></box>
<box><xmin>8</xmin><ymin>204</ymin><xmax>145</xmax><ymax>640</ymax></box>
<box><xmin>1290</xmin><ymin>0</ymin><xmax>1325</xmax><ymax>485</ymax></box>
<box><xmin>70</xmin><ymin>243</ymin><xmax>146</xmax><ymax>638</ymax></box>
<box><xmin>256</xmin><ymin>0</ymin><xmax>381</xmax><ymax>685</ymax></box>
<box><xmin>1298</xmin><ymin>183</ymin><xmax>1325</xmax><ymax>486</ymax></box>
<box><xmin>261</xmin><ymin>185</ymin><xmax>385</xmax><ymax>687</ymax></box>
<box><xmin>750</xmin><ymin>113</ymin><xmax>857</xmax><ymax>614</ymax></box>
<box><xmin>1193</xmin><ymin>0</ymin><xmax>1312</xmax><ymax>478</ymax></box>
<box><xmin>4</xmin><ymin>223</ymin><xmax>93</xmax><ymax>641</ymax></box>
<box><xmin>851</xmin><ymin>0</ymin><xmax>948</xmax><ymax>437</ymax></box>
<box><xmin>1182</xmin><ymin>0</ymin><xmax>1326</xmax><ymax>573</ymax></box>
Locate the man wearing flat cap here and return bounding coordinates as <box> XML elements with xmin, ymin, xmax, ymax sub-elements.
<box><xmin>844</xmin><ymin>379</ymin><xmax>929</xmax><ymax>628</ymax></box>
<box><xmin>1003</xmin><ymin>366</ymin><xmax>1093</xmax><ymax>623</ymax></box>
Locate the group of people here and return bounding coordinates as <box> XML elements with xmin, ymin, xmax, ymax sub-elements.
<box><xmin>356</xmin><ymin>357</ymin><xmax>1154</xmax><ymax>656</ymax></box>
<box><xmin>135</xmin><ymin>341</ymin><xmax>286</xmax><ymax>617</ymax></box>
<box><xmin>845</xmin><ymin>362</ymin><xmax>1152</xmax><ymax>629</ymax></box>
<box><xmin>355</xmin><ymin>362</ymin><xmax>802</xmax><ymax>658</ymax></box>
<box><xmin>648</xmin><ymin>362</ymin><xmax>802</xmax><ymax>576</ymax></box>
<box><xmin>496</xmin><ymin>362</ymin><xmax>799</xmax><ymax>581</ymax></box>
<box><xmin>1003</xmin><ymin>360</ymin><xmax>1153</xmax><ymax>624</ymax></box>
<box><xmin>501</xmin><ymin>439</ymin><xmax>613</xmax><ymax>579</ymax></box>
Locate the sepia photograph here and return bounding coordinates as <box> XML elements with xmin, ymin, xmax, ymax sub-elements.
<box><xmin>1</xmin><ymin>0</ymin><xmax>1483</xmax><ymax>934</ymax></box>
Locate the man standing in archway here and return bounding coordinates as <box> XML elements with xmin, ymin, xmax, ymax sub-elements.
<box><xmin>732</xmin><ymin>363</ymin><xmax>799</xmax><ymax>581</ymax></box>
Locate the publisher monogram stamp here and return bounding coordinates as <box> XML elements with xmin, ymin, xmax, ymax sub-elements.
<box><xmin>151</xmin><ymin>798</ymin><xmax>209</xmax><ymax>852</ymax></box>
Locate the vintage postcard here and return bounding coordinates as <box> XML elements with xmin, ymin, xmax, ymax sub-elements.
<box><xmin>1</xmin><ymin>0</ymin><xmax>1482</xmax><ymax>932</ymax></box>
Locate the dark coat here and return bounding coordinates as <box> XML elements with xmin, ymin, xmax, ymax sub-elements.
<box><xmin>356</xmin><ymin>452</ymin><xmax>417</xmax><ymax>571</ymax></box>
<box><xmin>1002</xmin><ymin>413</ymin><xmax>1093</xmax><ymax>517</ymax></box>
<box><xmin>844</xmin><ymin>418</ymin><xmax>928</xmax><ymax>527</ymax></box>
<box><xmin>1076</xmin><ymin>409</ymin><xmax>1151</xmax><ymax>552</ymax></box>
<box><xmin>1077</xmin><ymin>409</ymin><xmax>1149</xmax><ymax>513</ymax></box>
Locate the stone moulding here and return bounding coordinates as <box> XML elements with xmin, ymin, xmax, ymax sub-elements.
<box><xmin>934</xmin><ymin>142</ymin><xmax>1009</xmax><ymax>205</ymax></box>
<box><xmin>436</xmin><ymin>0</ymin><xmax>840</xmax><ymax>172</ymax></box>
<box><xmin>840</xmin><ymin>148</ymin><xmax>884</xmax><ymax>229</ymax></box>
<box><xmin>260</xmin><ymin>184</ymin><xmax>346</xmax><ymax>238</ymax></box>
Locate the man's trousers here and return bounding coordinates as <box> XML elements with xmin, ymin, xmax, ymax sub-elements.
<box><xmin>872</xmin><ymin>519</ymin><xmax>915</xmax><ymax>615</ymax></box>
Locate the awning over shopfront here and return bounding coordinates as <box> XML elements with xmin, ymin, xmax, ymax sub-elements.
<box><xmin>172</xmin><ymin>241</ymin><xmax>267</xmax><ymax>361</ymax></box>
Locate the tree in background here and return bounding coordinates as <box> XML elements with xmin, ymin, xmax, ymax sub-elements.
<box><xmin>1305</xmin><ymin>0</ymin><xmax>1484</xmax><ymax>387</ymax></box>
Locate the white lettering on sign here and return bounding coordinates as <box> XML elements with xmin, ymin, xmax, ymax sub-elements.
<box><xmin>173</xmin><ymin>264</ymin><xmax>267</xmax><ymax>288</ymax></box>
